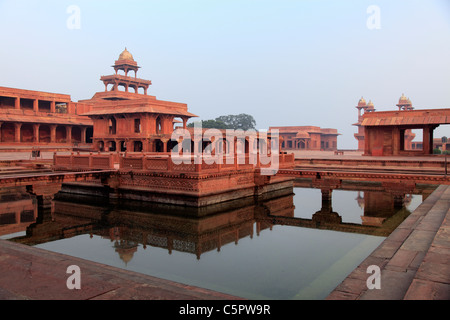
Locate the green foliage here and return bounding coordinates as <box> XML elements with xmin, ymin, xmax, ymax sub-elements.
<box><xmin>433</xmin><ymin>148</ymin><xmax>442</xmax><ymax>154</ymax></box>
<box><xmin>187</xmin><ymin>113</ymin><xmax>257</xmax><ymax>130</ymax></box>
<box><xmin>187</xmin><ymin>119</ymin><xmax>229</xmax><ymax>129</ymax></box>
<box><xmin>215</xmin><ymin>114</ymin><xmax>256</xmax><ymax>131</ymax></box>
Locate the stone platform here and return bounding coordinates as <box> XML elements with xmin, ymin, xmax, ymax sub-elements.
<box><xmin>327</xmin><ymin>184</ymin><xmax>450</xmax><ymax>300</ymax></box>
<box><xmin>0</xmin><ymin>239</ymin><xmax>241</xmax><ymax>300</ymax></box>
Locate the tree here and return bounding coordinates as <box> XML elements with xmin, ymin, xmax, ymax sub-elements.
<box><xmin>187</xmin><ymin>113</ymin><xmax>257</xmax><ymax>130</ymax></box>
<box><xmin>187</xmin><ymin>119</ymin><xmax>230</xmax><ymax>129</ymax></box>
<box><xmin>215</xmin><ymin>114</ymin><xmax>256</xmax><ymax>131</ymax></box>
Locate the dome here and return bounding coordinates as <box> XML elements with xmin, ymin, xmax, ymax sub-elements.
<box><xmin>118</xmin><ymin>47</ymin><xmax>134</xmax><ymax>61</ymax></box>
<box><xmin>399</xmin><ymin>93</ymin><xmax>409</xmax><ymax>103</ymax></box>
<box><xmin>367</xmin><ymin>100</ymin><xmax>374</xmax><ymax>107</ymax></box>
<box><xmin>357</xmin><ymin>97</ymin><xmax>367</xmax><ymax>107</ymax></box>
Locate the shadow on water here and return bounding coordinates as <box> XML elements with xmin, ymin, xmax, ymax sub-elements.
<box><xmin>0</xmin><ymin>181</ymin><xmax>438</xmax><ymax>299</ymax></box>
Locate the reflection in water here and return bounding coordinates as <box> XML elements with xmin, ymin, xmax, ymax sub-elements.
<box><xmin>0</xmin><ymin>187</ymin><xmax>37</xmax><ymax>239</ymax></box>
<box><xmin>2</xmin><ymin>182</ymin><xmax>437</xmax><ymax>299</ymax></box>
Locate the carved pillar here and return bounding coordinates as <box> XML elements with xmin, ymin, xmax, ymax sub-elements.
<box><xmin>51</xmin><ymin>101</ymin><xmax>56</xmax><ymax>113</ymax></box>
<box><xmin>15</xmin><ymin>97</ymin><xmax>20</xmax><ymax>110</ymax></box>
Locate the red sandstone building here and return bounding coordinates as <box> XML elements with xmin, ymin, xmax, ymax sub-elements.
<box><xmin>356</xmin><ymin>94</ymin><xmax>450</xmax><ymax>156</ymax></box>
<box><xmin>354</xmin><ymin>94</ymin><xmax>416</xmax><ymax>151</ymax></box>
<box><xmin>0</xmin><ymin>87</ymin><xmax>93</xmax><ymax>148</ymax></box>
<box><xmin>269</xmin><ymin>126</ymin><xmax>340</xmax><ymax>151</ymax></box>
<box><xmin>79</xmin><ymin>48</ymin><xmax>198</xmax><ymax>153</ymax></box>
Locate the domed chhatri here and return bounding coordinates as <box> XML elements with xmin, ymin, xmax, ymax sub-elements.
<box><xmin>358</xmin><ymin>97</ymin><xmax>366</xmax><ymax>105</ymax></box>
<box><xmin>397</xmin><ymin>93</ymin><xmax>413</xmax><ymax>110</ymax></box>
<box><xmin>399</xmin><ymin>93</ymin><xmax>408</xmax><ymax>103</ymax></box>
<box><xmin>118</xmin><ymin>47</ymin><xmax>134</xmax><ymax>61</ymax></box>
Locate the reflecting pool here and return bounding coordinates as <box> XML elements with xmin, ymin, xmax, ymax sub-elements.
<box><xmin>1</xmin><ymin>183</ymin><xmax>433</xmax><ymax>299</ymax></box>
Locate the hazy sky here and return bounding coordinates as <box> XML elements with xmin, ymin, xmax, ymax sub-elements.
<box><xmin>1</xmin><ymin>0</ymin><xmax>449</xmax><ymax>148</ymax></box>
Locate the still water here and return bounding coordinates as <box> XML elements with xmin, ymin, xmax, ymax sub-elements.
<box><xmin>1</xmin><ymin>185</ymin><xmax>428</xmax><ymax>300</ymax></box>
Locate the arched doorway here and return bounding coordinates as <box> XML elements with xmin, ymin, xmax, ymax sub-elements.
<box><xmin>155</xmin><ymin>139</ymin><xmax>164</xmax><ymax>152</ymax></box>
<box><xmin>86</xmin><ymin>127</ymin><xmax>93</xmax><ymax>143</ymax></box>
<box><xmin>20</xmin><ymin>124</ymin><xmax>34</xmax><ymax>142</ymax></box>
<box><xmin>72</xmin><ymin>127</ymin><xmax>82</xmax><ymax>143</ymax></box>
<box><xmin>1</xmin><ymin>123</ymin><xmax>15</xmax><ymax>142</ymax></box>
<box><xmin>109</xmin><ymin>141</ymin><xmax>117</xmax><ymax>152</ymax></box>
<box><xmin>39</xmin><ymin>125</ymin><xmax>51</xmax><ymax>143</ymax></box>
<box><xmin>55</xmin><ymin>126</ymin><xmax>66</xmax><ymax>143</ymax></box>
<box><xmin>134</xmin><ymin>141</ymin><xmax>143</xmax><ymax>152</ymax></box>
<box><xmin>167</xmin><ymin>140</ymin><xmax>178</xmax><ymax>152</ymax></box>
<box><xmin>156</xmin><ymin>116</ymin><xmax>162</xmax><ymax>134</ymax></box>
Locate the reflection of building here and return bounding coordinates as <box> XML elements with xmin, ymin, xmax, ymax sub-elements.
<box><xmin>80</xmin><ymin>48</ymin><xmax>198</xmax><ymax>152</ymax></box>
<box><xmin>13</xmin><ymin>190</ymin><xmax>295</xmax><ymax>260</ymax></box>
<box><xmin>0</xmin><ymin>187</ymin><xmax>37</xmax><ymax>236</ymax></box>
<box><xmin>269</xmin><ymin>126</ymin><xmax>340</xmax><ymax>151</ymax></box>
<box><xmin>0</xmin><ymin>87</ymin><xmax>93</xmax><ymax>147</ymax></box>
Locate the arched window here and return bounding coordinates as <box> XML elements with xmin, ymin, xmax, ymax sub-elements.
<box><xmin>108</xmin><ymin>117</ymin><xmax>116</xmax><ymax>135</ymax></box>
<box><xmin>156</xmin><ymin>116</ymin><xmax>162</xmax><ymax>134</ymax></box>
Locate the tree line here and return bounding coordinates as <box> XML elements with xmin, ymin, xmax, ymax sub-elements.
<box><xmin>187</xmin><ymin>113</ymin><xmax>257</xmax><ymax>131</ymax></box>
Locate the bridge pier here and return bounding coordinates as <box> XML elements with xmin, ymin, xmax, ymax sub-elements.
<box><xmin>312</xmin><ymin>188</ymin><xmax>342</xmax><ymax>224</ymax></box>
<box><xmin>26</xmin><ymin>183</ymin><xmax>61</xmax><ymax>210</ymax></box>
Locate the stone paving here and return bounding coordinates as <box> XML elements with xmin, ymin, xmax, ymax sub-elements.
<box><xmin>0</xmin><ymin>239</ymin><xmax>241</xmax><ymax>300</ymax></box>
<box><xmin>327</xmin><ymin>184</ymin><xmax>450</xmax><ymax>300</ymax></box>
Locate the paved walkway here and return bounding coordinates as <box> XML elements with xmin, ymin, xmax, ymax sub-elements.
<box><xmin>327</xmin><ymin>184</ymin><xmax>450</xmax><ymax>300</ymax></box>
<box><xmin>0</xmin><ymin>239</ymin><xmax>241</xmax><ymax>300</ymax></box>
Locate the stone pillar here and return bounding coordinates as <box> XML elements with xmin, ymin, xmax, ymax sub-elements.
<box><xmin>423</xmin><ymin>126</ymin><xmax>432</xmax><ymax>155</ymax></box>
<box><xmin>142</xmin><ymin>139</ymin><xmax>150</xmax><ymax>152</ymax></box>
<box><xmin>321</xmin><ymin>188</ymin><xmax>333</xmax><ymax>210</ymax></box>
<box><xmin>15</xmin><ymin>97</ymin><xmax>20</xmax><ymax>110</ymax></box>
<box><xmin>50</xmin><ymin>125</ymin><xmax>57</xmax><ymax>143</ymax></box>
<box><xmin>14</xmin><ymin>123</ymin><xmax>22</xmax><ymax>142</ymax></box>
<box><xmin>81</xmin><ymin>127</ymin><xmax>87</xmax><ymax>143</ymax></box>
<box><xmin>33</xmin><ymin>124</ymin><xmax>40</xmax><ymax>142</ymax></box>
<box><xmin>66</xmin><ymin>126</ymin><xmax>72</xmax><ymax>143</ymax></box>
<box><xmin>51</xmin><ymin>101</ymin><xmax>56</xmax><ymax>113</ymax></box>
<box><xmin>33</xmin><ymin>99</ymin><xmax>39</xmax><ymax>112</ymax></box>
<box><xmin>162</xmin><ymin>138</ymin><xmax>169</xmax><ymax>153</ymax></box>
